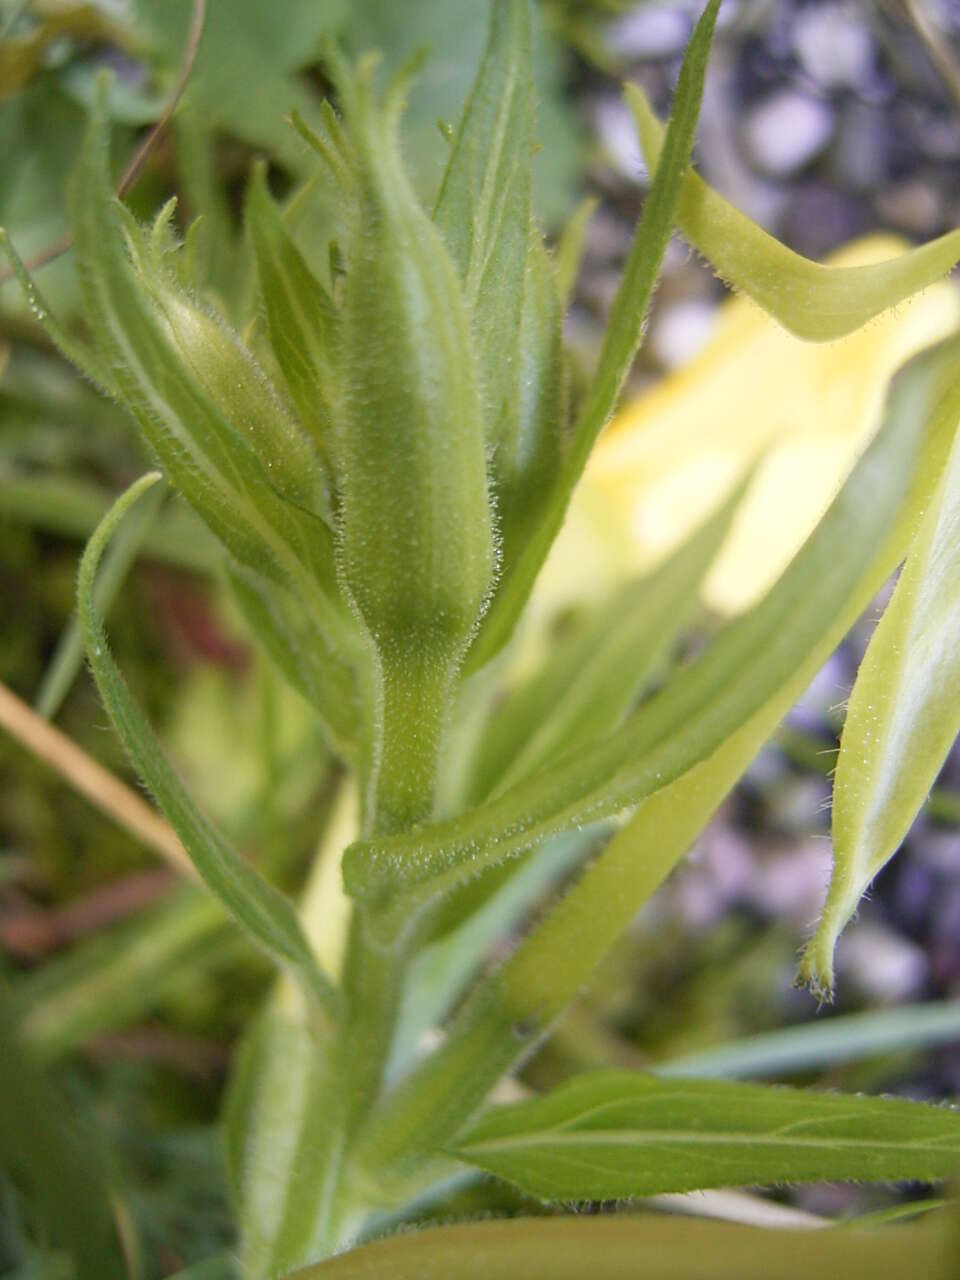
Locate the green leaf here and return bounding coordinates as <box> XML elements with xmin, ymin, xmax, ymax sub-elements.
<box><xmin>344</xmin><ymin>339</ymin><xmax>960</xmax><ymax>908</ymax></box>
<box><xmin>78</xmin><ymin>473</ymin><xmax>339</xmax><ymax>1021</ymax></box>
<box><xmin>453</xmin><ymin>1070</ymin><xmax>960</xmax><ymax>1198</ymax></box>
<box><xmin>468</xmin><ymin>480</ymin><xmax>745</xmax><ymax>802</ymax></box>
<box><xmin>34</xmin><ymin>474</ymin><xmax>165</xmax><ymax>720</ymax></box>
<box><xmin>0</xmin><ymin>74</ymin><xmax>94</xmax><ymax>322</ymax></box>
<box><xmin>802</xmin><ymin>406</ymin><xmax>960</xmax><ymax>996</ymax></box>
<box><xmin>562</xmin><ymin>0</ymin><xmax>722</xmax><ymax>486</ymax></box>
<box><xmin>464</xmin><ymin>0</ymin><xmax>721</xmax><ymax>673</ymax></box>
<box><xmin>0</xmin><ymin>1003</ymin><xmax>127</xmax><ymax>1280</ymax></box>
<box><xmin>286</xmin><ymin>1213</ymin><xmax>954</xmax><ymax>1280</ymax></box>
<box><xmin>629</xmin><ymin>85</ymin><xmax>960</xmax><ymax>342</ymax></box>
<box><xmin>433</xmin><ymin>0</ymin><xmax>534</xmax><ymax>453</ymax></box>
<box><xmin>388</xmin><ymin>830</ymin><xmax>592</xmax><ymax>1078</ymax></box>
<box><xmin>657</xmin><ymin>998</ymin><xmax>960</xmax><ymax>1081</ymax></box>
<box><xmin>452</xmin><ymin>1071</ymin><xmax>960</xmax><ymax>1200</ymax></box>
<box><xmin>246</xmin><ymin>164</ymin><xmax>341</xmax><ymax>472</ymax></box>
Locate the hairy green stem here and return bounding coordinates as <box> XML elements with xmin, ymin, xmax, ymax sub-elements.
<box><xmin>371</xmin><ymin>650</ymin><xmax>452</xmax><ymax>837</ymax></box>
<box><xmin>312</xmin><ymin>650</ymin><xmax>453</xmax><ymax>1248</ymax></box>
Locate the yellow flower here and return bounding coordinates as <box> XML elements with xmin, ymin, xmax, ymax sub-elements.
<box><xmin>540</xmin><ymin>236</ymin><xmax>960</xmax><ymax>619</ymax></box>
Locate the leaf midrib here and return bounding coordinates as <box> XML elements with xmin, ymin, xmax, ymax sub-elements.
<box><xmin>459</xmin><ymin>1128</ymin><xmax>960</xmax><ymax>1155</ymax></box>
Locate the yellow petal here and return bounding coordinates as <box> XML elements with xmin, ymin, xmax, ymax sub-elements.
<box><xmin>541</xmin><ymin>236</ymin><xmax>960</xmax><ymax>618</ymax></box>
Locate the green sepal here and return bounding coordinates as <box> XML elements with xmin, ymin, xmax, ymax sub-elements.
<box><xmin>434</xmin><ymin>0</ymin><xmax>534</xmax><ymax>454</ymax></box>
<box><xmin>246</xmin><ymin>164</ymin><xmax>342</xmax><ymax>475</ymax></box>
<box><xmin>121</xmin><ymin>203</ymin><xmax>330</xmax><ymax>523</ymax></box>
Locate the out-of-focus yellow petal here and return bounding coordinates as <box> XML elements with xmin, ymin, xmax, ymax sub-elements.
<box><xmin>540</xmin><ymin>236</ymin><xmax>960</xmax><ymax>618</ymax></box>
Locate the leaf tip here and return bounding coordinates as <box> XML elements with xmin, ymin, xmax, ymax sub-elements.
<box><xmin>795</xmin><ymin>932</ymin><xmax>837</xmax><ymax>1006</ymax></box>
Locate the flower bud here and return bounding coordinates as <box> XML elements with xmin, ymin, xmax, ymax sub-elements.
<box><xmin>333</xmin><ymin>62</ymin><xmax>496</xmax><ymax>830</ymax></box>
<box><xmin>126</xmin><ymin>209</ymin><xmax>330</xmax><ymax>522</ymax></box>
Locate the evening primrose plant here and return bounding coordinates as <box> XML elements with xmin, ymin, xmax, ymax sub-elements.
<box><xmin>7</xmin><ymin>0</ymin><xmax>960</xmax><ymax>1275</ymax></box>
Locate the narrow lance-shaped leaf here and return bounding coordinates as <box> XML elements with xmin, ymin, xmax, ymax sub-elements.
<box><xmin>35</xmin><ymin>477</ymin><xmax>166</xmax><ymax>720</ymax></box>
<box><xmin>466</xmin><ymin>0</ymin><xmax>722</xmax><ymax>672</ymax></box>
<box><xmin>78</xmin><ymin>474</ymin><xmax>340</xmax><ymax>1022</ymax></box>
<box><xmin>433</xmin><ymin>0</ymin><xmax>534</xmax><ymax>449</ymax></box>
<box><xmin>451</xmin><ymin>1071</ymin><xmax>960</xmax><ymax>1200</ymax></box>
<box><xmin>629</xmin><ymin>85</ymin><xmax>960</xmax><ymax>341</ymax></box>
<box><xmin>344</xmin><ymin>339</ymin><xmax>960</xmax><ymax>907</ymax></box>
<box><xmin>657</xmin><ymin>998</ymin><xmax>960</xmax><ymax>1081</ymax></box>
<box><xmin>350</xmin><ymin>338</ymin><xmax>960</xmax><ymax>1177</ymax></box>
<box><xmin>802</xmin><ymin>408</ymin><xmax>960</xmax><ymax>996</ymax></box>
<box><xmin>226</xmin><ymin>1006</ymin><xmax>339</xmax><ymax>1278</ymax></box>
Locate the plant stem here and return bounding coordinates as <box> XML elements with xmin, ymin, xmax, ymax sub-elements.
<box><xmin>371</xmin><ymin>650</ymin><xmax>452</xmax><ymax>837</ymax></box>
<box><xmin>309</xmin><ymin>650</ymin><xmax>453</xmax><ymax>1250</ymax></box>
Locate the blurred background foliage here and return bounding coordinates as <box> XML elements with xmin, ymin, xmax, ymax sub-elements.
<box><xmin>2</xmin><ymin>0</ymin><xmax>960</xmax><ymax>1274</ymax></box>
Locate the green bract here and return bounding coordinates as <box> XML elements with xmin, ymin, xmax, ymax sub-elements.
<box><xmin>4</xmin><ymin>0</ymin><xmax>960</xmax><ymax>1275</ymax></box>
